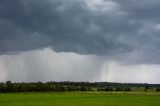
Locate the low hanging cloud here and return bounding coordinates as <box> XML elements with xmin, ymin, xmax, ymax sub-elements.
<box><xmin>0</xmin><ymin>48</ymin><xmax>160</xmax><ymax>83</ymax></box>
<box><xmin>0</xmin><ymin>48</ymin><xmax>103</xmax><ymax>82</ymax></box>
<box><xmin>0</xmin><ymin>0</ymin><xmax>160</xmax><ymax>83</ymax></box>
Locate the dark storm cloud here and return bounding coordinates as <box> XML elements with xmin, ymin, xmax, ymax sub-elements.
<box><xmin>1</xmin><ymin>0</ymin><xmax>160</xmax><ymax>83</ymax></box>
<box><xmin>0</xmin><ymin>0</ymin><xmax>128</xmax><ymax>54</ymax></box>
<box><xmin>0</xmin><ymin>0</ymin><xmax>160</xmax><ymax>62</ymax></box>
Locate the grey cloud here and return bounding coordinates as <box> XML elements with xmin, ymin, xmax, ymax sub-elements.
<box><xmin>0</xmin><ymin>0</ymin><xmax>160</xmax><ymax>63</ymax></box>
<box><xmin>0</xmin><ymin>48</ymin><xmax>103</xmax><ymax>82</ymax></box>
<box><xmin>0</xmin><ymin>48</ymin><xmax>160</xmax><ymax>83</ymax></box>
<box><xmin>116</xmin><ymin>0</ymin><xmax>160</xmax><ymax>20</ymax></box>
<box><xmin>1</xmin><ymin>48</ymin><xmax>160</xmax><ymax>83</ymax></box>
<box><xmin>0</xmin><ymin>0</ymin><xmax>132</xmax><ymax>54</ymax></box>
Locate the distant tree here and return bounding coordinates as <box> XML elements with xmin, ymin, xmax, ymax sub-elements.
<box><xmin>0</xmin><ymin>83</ymin><xmax>7</xmax><ymax>93</ymax></box>
<box><xmin>145</xmin><ymin>86</ymin><xmax>149</xmax><ymax>89</ymax></box>
<box><xmin>6</xmin><ymin>81</ymin><xmax>14</xmax><ymax>92</ymax></box>
<box><xmin>80</xmin><ymin>86</ymin><xmax>87</xmax><ymax>91</ymax></box>
<box><xmin>124</xmin><ymin>87</ymin><xmax>132</xmax><ymax>91</ymax></box>
<box><xmin>144</xmin><ymin>86</ymin><xmax>149</xmax><ymax>92</ymax></box>
<box><xmin>156</xmin><ymin>87</ymin><xmax>160</xmax><ymax>91</ymax></box>
<box><xmin>115</xmin><ymin>86</ymin><xmax>123</xmax><ymax>91</ymax></box>
<box><xmin>105</xmin><ymin>86</ymin><xmax>113</xmax><ymax>91</ymax></box>
<box><xmin>97</xmin><ymin>88</ymin><xmax>105</xmax><ymax>91</ymax></box>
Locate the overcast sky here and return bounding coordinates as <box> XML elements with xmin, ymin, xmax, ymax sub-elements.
<box><xmin>0</xmin><ymin>0</ymin><xmax>160</xmax><ymax>83</ymax></box>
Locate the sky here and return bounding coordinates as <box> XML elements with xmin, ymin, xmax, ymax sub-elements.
<box><xmin>0</xmin><ymin>0</ymin><xmax>160</xmax><ymax>83</ymax></box>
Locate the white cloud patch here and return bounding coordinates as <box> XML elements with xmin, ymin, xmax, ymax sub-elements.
<box><xmin>85</xmin><ymin>0</ymin><xmax>126</xmax><ymax>17</ymax></box>
<box><xmin>101</xmin><ymin>61</ymin><xmax>160</xmax><ymax>84</ymax></box>
<box><xmin>86</xmin><ymin>0</ymin><xmax>118</xmax><ymax>10</ymax></box>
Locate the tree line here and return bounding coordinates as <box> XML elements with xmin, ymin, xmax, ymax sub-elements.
<box><xmin>0</xmin><ymin>81</ymin><xmax>160</xmax><ymax>93</ymax></box>
<box><xmin>0</xmin><ymin>81</ymin><xmax>92</xmax><ymax>93</ymax></box>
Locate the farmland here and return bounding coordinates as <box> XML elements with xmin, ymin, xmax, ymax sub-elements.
<box><xmin>0</xmin><ymin>92</ymin><xmax>160</xmax><ymax>106</ymax></box>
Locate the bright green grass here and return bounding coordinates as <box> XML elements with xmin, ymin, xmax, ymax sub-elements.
<box><xmin>0</xmin><ymin>92</ymin><xmax>160</xmax><ymax>106</ymax></box>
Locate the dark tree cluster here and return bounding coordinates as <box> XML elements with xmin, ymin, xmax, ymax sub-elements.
<box><xmin>156</xmin><ymin>87</ymin><xmax>160</xmax><ymax>91</ymax></box>
<box><xmin>97</xmin><ymin>86</ymin><xmax>131</xmax><ymax>92</ymax></box>
<box><xmin>0</xmin><ymin>81</ymin><xmax>160</xmax><ymax>93</ymax></box>
<box><xmin>0</xmin><ymin>81</ymin><xmax>93</xmax><ymax>93</ymax></box>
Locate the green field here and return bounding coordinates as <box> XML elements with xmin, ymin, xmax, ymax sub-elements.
<box><xmin>0</xmin><ymin>92</ymin><xmax>160</xmax><ymax>106</ymax></box>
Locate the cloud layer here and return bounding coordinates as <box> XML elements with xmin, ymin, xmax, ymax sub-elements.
<box><xmin>0</xmin><ymin>0</ymin><xmax>159</xmax><ymax>55</ymax></box>
<box><xmin>0</xmin><ymin>48</ymin><xmax>103</xmax><ymax>82</ymax></box>
<box><xmin>0</xmin><ymin>0</ymin><xmax>160</xmax><ymax>83</ymax></box>
<box><xmin>0</xmin><ymin>48</ymin><xmax>160</xmax><ymax>83</ymax></box>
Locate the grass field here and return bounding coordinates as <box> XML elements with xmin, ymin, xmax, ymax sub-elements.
<box><xmin>0</xmin><ymin>92</ymin><xmax>160</xmax><ymax>106</ymax></box>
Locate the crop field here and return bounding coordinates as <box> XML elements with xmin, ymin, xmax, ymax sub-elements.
<box><xmin>0</xmin><ymin>92</ymin><xmax>160</xmax><ymax>106</ymax></box>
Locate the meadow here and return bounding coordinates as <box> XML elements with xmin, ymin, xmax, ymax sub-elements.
<box><xmin>0</xmin><ymin>92</ymin><xmax>160</xmax><ymax>106</ymax></box>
